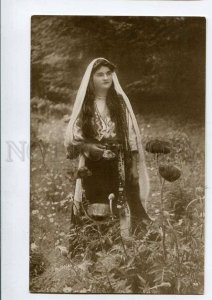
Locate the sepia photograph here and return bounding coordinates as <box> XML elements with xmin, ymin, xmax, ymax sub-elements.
<box><xmin>30</xmin><ymin>16</ymin><xmax>205</xmax><ymax>294</ymax></box>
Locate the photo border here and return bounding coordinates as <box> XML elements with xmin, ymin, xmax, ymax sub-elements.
<box><xmin>1</xmin><ymin>1</ymin><xmax>212</xmax><ymax>299</ymax></box>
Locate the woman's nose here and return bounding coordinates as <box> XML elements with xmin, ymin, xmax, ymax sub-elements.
<box><xmin>103</xmin><ymin>74</ymin><xmax>108</xmax><ymax>80</ymax></box>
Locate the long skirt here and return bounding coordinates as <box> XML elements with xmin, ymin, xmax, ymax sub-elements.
<box><xmin>69</xmin><ymin>151</ymin><xmax>150</xmax><ymax>255</ymax></box>
<box><xmin>83</xmin><ymin>154</ymin><xmax>150</xmax><ymax>227</ymax></box>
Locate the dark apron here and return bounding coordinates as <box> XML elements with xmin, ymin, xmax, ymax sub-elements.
<box><xmin>82</xmin><ymin>140</ymin><xmax>149</xmax><ymax>223</ymax></box>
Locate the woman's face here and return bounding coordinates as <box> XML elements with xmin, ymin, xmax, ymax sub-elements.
<box><xmin>92</xmin><ymin>66</ymin><xmax>113</xmax><ymax>92</ymax></box>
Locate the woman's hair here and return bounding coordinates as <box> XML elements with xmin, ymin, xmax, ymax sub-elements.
<box><xmin>81</xmin><ymin>59</ymin><xmax>129</xmax><ymax>145</ymax></box>
<box><xmin>91</xmin><ymin>58</ymin><xmax>116</xmax><ymax>75</ymax></box>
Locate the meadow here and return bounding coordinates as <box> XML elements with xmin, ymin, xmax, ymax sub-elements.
<box><xmin>30</xmin><ymin>101</ymin><xmax>204</xmax><ymax>294</ymax></box>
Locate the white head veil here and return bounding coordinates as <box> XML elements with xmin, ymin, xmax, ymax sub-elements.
<box><xmin>64</xmin><ymin>58</ymin><xmax>150</xmax><ymax>209</ymax></box>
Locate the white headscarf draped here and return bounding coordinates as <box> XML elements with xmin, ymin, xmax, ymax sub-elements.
<box><xmin>64</xmin><ymin>58</ymin><xmax>150</xmax><ymax>209</ymax></box>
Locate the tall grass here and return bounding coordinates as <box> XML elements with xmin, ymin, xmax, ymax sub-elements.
<box><xmin>30</xmin><ymin>108</ymin><xmax>204</xmax><ymax>294</ymax></box>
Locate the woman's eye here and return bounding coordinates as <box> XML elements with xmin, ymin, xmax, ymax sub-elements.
<box><xmin>95</xmin><ymin>71</ymin><xmax>112</xmax><ymax>78</ymax></box>
<box><xmin>96</xmin><ymin>73</ymin><xmax>103</xmax><ymax>77</ymax></box>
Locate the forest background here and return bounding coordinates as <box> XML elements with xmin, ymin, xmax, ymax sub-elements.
<box><xmin>31</xmin><ymin>16</ymin><xmax>205</xmax><ymax>119</ymax></box>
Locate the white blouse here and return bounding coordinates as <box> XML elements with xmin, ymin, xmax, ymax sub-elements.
<box><xmin>73</xmin><ymin>103</ymin><xmax>138</xmax><ymax>152</ymax></box>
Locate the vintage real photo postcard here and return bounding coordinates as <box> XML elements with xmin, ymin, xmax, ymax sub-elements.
<box><xmin>30</xmin><ymin>15</ymin><xmax>205</xmax><ymax>294</ymax></box>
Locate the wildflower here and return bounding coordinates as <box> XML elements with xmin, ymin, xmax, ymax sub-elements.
<box><xmin>31</xmin><ymin>242</ymin><xmax>38</xmax><ymax>252</ymax></box>
<box><xmin>145</xmin><ymin>139</ymin><xmax>171</xmax><ymax>154</ymax></box>
<box><xmin>159</xmin><ymin>164</ymin><xmax>181</xmax><ymax>182</ymax></box>
<box><xmin>56</xmin><ymin>245</ymin><xmax>69</xmax><ymax>257</ymax></box>
<box><xmin>63</xmin><ymin>286</ymin><xmax>73</xmax><ymax>293</ymax></box>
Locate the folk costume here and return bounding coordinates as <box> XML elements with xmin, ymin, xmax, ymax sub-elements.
<box><xmin>64</xmin><ymin>58</ymin><xmax>150</xmax><ymax>234</ymax></box>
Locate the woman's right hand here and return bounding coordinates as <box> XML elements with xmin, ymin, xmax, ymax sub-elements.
<box><xmin>82</xmin><ymin>143</ymin><xmax>106</xmax><ymax>160</ymax></box>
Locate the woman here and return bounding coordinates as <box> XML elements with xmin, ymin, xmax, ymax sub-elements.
<box><xmin>64</xmin><ymin>58</ymin><xmax>150</xmax><ymax>235</ymax></box>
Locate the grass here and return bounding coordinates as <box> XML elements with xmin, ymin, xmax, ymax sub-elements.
<box><xmin>30</xmin><ymin>110</ymin><xmax>204</xmax><ymax>294</ymax></box>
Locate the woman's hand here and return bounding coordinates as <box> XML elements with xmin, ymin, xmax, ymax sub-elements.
<box><xmin>102</xmin><ymin>149</ymin><xmax>116</xmax><ymax>160</ymax></box>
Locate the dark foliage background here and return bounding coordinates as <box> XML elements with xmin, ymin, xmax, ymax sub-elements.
<box><xmin>31</xmin><ymin>16</ymin><xmax>205</xmax><ymax>120</ymax></box>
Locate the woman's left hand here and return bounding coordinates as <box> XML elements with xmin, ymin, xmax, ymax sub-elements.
<box><xmin>102</xmin><ymin>149</ymin><xmax>116</xmax><ymax>160</ymax></box>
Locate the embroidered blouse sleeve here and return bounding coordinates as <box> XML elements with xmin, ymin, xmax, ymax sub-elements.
<box><xmin>73</xmin><ymin>115</ymin><xmax>84</xmax><ymax>144</ymax></box>
<box><xmin>66</xmin><ymin>115</ymin><xmax>84</xmax><ymax>159</ymax></box>
<box><xmin>128</xmin><ymin>112</ymin><xmax>138</xmax><ymax>152</ymax></box>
